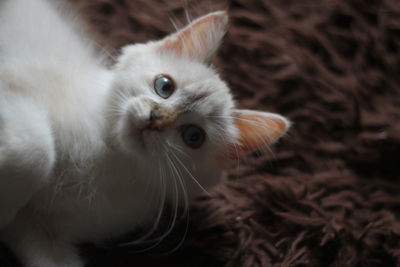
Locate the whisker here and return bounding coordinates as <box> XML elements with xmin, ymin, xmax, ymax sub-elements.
<box><xmin>167</xmin><ymin>143</ymin><xmax>191</xmax><ymax>161</ymax></box>
<box><xmin>118</xmin><ymin>159</ymin><xmax>166</xmax><ymax>248</ymax></box>
<box><xmin>169</xmin><ymin>16</ymin><xmax>180</xmax><ymax>32</ymax></box>
<box><xmin>165</xmin><ymin>150</ymin><xmax>189</xmax><ymax>253</ymax></box>
<box><xmin>167</xmin><ymin>150</ymin><xmax>189</xmax><ymax>216</ymax></box>
<box><xmin>131</xmin><ymin>148</ymin><xmax>185</xmax><ymax>252</ymax></box>
<box><xmin>168</xmin><ymin>148</ymin><xmax>210</xmax><ymax>196</ymax></box>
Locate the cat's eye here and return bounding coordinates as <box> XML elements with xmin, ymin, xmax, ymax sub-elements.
<box><xmin>181</xmin><ymin>124</ymin><xmax>206</xmax><ymax>149</ymax></box>
<box><xmin>154</xmin><ymin>74</ymin><xmax>175</xmax><ymax>99</ymax></box>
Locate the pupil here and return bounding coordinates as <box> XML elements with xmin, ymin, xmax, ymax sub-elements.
<box><xmin>190</xmin><ymin>132</ymin><xmax>199</xmax><ymax>142</ymax></box>
<box><xmin>181</xmin><ymin>124</ymin><xmax>206</xmax><ymax>149</ymax></box>
<box><xmin>154</xmin><ymin>76</ymin><xmax>174</xmax><ymax>99</ymax></box>
<box><xmin>161</xmin><ymin>82</ymin><xmax>171</xmax><ymax>92</ymax></box>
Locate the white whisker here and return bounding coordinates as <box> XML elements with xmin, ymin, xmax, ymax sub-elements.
<box><xmin>168</xmin><ymin>146</ymin><xmax>210</xmax><ymax>196</ymax></box>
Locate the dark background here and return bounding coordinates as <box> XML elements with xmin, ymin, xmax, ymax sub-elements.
<box><xmin>3</xmin><ymin>0</ymin><xmax>400</xmax><ymax>266</ymax></box>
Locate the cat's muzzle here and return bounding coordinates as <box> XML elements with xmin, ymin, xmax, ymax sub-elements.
<box><xmin>144</xmin><ymin>106</ymin><xmax>180</xmax><ymax>131</ymax></box>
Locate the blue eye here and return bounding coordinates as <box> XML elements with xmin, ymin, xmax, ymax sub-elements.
<box><xmin>181</xmin><ymin>124</ymin><xmax>206</xmax><ymax>149</ymax></box>
<box><xmin>154</xmin><ymin>75</ymin><xmax>175</xmax><ymax>99</ymax></box>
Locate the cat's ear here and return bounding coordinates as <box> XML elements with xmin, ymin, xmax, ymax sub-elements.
<box><xmin>158</xmin><ymin>11</ymin><xmax>228</xmax><ymax>64</ymax></box>
<box><xmin>222</xmin><ymin>109</ymin><xmax>291</xmax><ymax>161</ymax></box>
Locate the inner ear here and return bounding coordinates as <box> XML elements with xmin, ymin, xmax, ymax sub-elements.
<box><xmin>158</xmin><ymin>11</ymin><xmax>228</xmax><ymax>64</ymax></box>
<box><xmin>221</xmin><ymin>109</ymin><xmax>291</xmax><ymax>161</ymax></box>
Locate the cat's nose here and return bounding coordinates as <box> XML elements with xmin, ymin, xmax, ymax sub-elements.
<box><xmin>146</xmin><ymin>107</ymin><xmax>178</xmax><ymax>131</ymax></box>
<box><xmin>149</xmin><ymin>109</ymin><xmax>162</xmax><ymax>122</ymax></box>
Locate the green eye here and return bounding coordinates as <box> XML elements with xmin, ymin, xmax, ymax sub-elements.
<box><xmin>154</xmin><ymin>74</ymin><xmax>175</xmax><ymax>99</ymax></box>
<box><xmin>181</xmin><ymin>124</ymin><xmax>206</xmax><ymax>149</ymax></box>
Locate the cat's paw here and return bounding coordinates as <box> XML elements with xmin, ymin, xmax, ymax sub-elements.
<box><xmin>126</xmin><ymin>95</ymin><xmax>156</xmax><ymax>130</ymax></box>
<box><xmin>113</xmin><ymin>95</ymin><xmax>160</xmax><ymax>154</ymax></box>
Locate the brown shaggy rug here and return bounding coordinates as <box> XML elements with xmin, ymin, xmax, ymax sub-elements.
<box><xmin>2</xmin><ymin>0</ymin><xmax>400</xmax><ymax>266</ymax></box>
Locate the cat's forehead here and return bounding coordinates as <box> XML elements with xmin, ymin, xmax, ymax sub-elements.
<box><xmin>118</xmin><ymin>44</ymin><xmax>234</xmax><ymax>114</ymax></box>
<box><xmin>161</xmin><ymin>60</ymin><xmax>233</xmax><ymax>115</ymax></box>
<box><xmin>150</xmin><ymin>54</ymin><xmax>217</xmax><ymax>83</ymax></box>
<box><xmin>121</xmin><ymin>45</ymin><xmax>223</xmax><ymax>88</ymax></box>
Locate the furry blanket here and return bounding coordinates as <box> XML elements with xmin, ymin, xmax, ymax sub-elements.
<box><xmin>2</xmin><ymin>0</ymin><xmax>400</xmax><ymax>266</ymax></box>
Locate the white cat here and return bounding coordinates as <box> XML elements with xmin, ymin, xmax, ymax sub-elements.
<box><xmin>0</xmin><ymin>0</ymin><xmax>290</xmax><ymax>266</ymax></box>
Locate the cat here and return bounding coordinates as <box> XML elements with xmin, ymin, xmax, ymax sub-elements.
<box><xmin>0</xmin><ymin>0</ymin><xmax>290</xmax><ymax>266</ymax></box>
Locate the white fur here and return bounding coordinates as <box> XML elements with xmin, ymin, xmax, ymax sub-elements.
<box><xmin>0</xmin><ymin>1</ymin><xmax>239</xmax><ymax>266</ymax></box>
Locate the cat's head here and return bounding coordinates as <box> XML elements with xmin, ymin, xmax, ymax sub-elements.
<box><xmin>109</xmin><ymin>11</ymin><xmax>290</xmax><ymax>196</ymax></box>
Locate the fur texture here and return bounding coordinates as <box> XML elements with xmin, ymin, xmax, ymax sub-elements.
<box><xmin>0</xmin><ymin>0</ymin><xmax>289</xmax><ymax>266</ymax></box>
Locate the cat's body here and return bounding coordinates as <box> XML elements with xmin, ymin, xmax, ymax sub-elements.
<box><xmin>0</xmin><ymin>0</ymin><xmax>290</xmax><ymax>266</ymax></box>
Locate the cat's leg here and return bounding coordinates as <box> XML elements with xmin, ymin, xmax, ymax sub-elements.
<box><xmin>0</xmin><ymin>95</ymin><xmax>55</xmax><ymax>228</ymax></box>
